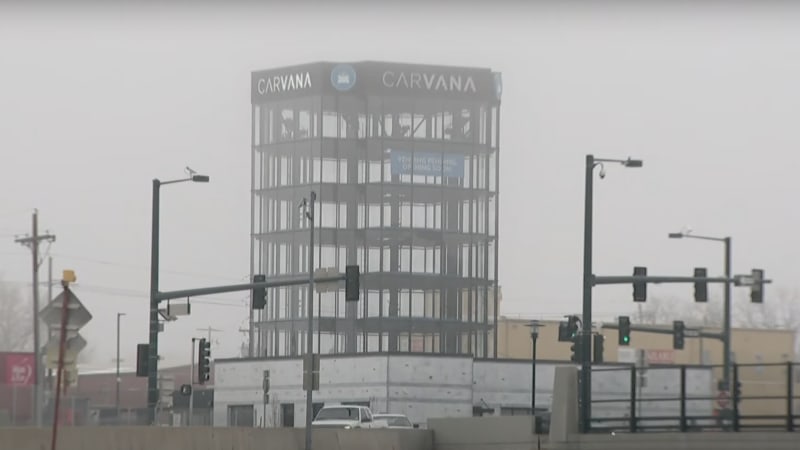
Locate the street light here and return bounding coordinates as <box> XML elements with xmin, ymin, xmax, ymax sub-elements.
<box><xmin>582</xmin><ymin>154</ymin><xmax>642</xmax><ymax>432</ymax></box>
<box><xmin>116</xmin><ymin>312</ymin><xmax>126</xmax><ymax>421</ymax></box>
<box><xmin>668</xmin><ymin>229</ymin><xmax>732</xmax><ymax>389</ymax></box>
<box><xmin>147</xmin><ymin>170</ymin><xmax>210</xmax><ymax>425</ymax></box>
<box><xmin>526</xmin><ymin>321</ymin><xmax>542</xmax><ymax>415</ymax></box>
<box><xmin>300</xmin><ymin>191</ymin><xmax>316</xmax><ymax>450</ymax></box>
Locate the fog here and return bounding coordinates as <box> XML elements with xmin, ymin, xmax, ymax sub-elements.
<box><xmin>1</xmin><ymin>2</ymin><xmax>798</xmax><ymax>368</ymax></box>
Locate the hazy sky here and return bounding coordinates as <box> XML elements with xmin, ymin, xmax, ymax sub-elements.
<box><xmin>1</xmin><ymin>2</ymin><xmax>799</xmax><ymax>369</ymax></box>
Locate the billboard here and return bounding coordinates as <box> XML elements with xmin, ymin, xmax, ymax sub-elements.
<box><xmin>3</xmin><ymin>353</ymin><xmax>35</xmax><ymax>387</ymax></box>
<box><xmin>389</xmin><ymin>149</ymin><xmax>465</xmax><ymax>178</ymax></box>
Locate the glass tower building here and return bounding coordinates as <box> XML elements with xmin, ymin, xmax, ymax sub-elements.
<box><xmin>250</xmin><ymin>61</ymin><xmax>501</xmax><ymax>358</ymax></box>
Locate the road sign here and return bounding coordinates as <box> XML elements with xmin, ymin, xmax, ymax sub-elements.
<box><xmin>303</xmin><ymin>354</ymin><xmax>320</xmax><ymax>390</ymax></box>
<box><xmin>159</xmin><ymin>375</ymin><xmax>175</xmax><ymax>408</ymax></box>
<box><xmin>734</xmin><ymin>275</ymin><xmax>755</xmax><ymax>287</ymax></box>
<box><xmin>314</xmin><ymin>267</ymin><xmax>339</xmax><ymax>293</ymax></box>
<box><xmin>40</xmin><ymin>290</ymin><xmax>93</xmax><ymax>337</ymax></box>
<box><xmin>684</xmin><ymin>329</ymin><xmax>700</xmax><ymax>338</ymax></box>
<box><xmin>44</xmin><ymin>334</ymin><xmax>87</xmax><ymax>369</ymax></box>
<box><xmin>717</xmin><ymin>390</ymin><xmax>731</xmax><ymax>409</ymax></box>
<box><xmin>41</xmin><ymin>289</ymin><xmax>92</xmax><ymax>373</ymax></box>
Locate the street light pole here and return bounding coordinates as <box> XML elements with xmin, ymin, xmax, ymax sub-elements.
<box><xmin>304</xmin><ymin>191</ymin><xmax>316</xmax><ymax>450</ymax></box>
<box><xmin>116</xmin><ymin>312</ymin><xmax>125</xmax><ymax>420</ymax></box>
<box><xmin>668</xmin><ymin>231</ymin><xmax>733</xmax><ymax>388</ymax></box>
<box><xmin>527</xmin><ymin>321</ymin><xmax>541</xmax><ymax>416</ymax></box>
<box><xmin>147</xmin><ymin>172</ymin><xmax>210</xmax><ymax>425</ymax></box>
<box><xmin>582</xmin><ymin>154</ymin><xmax>642</xmax><ymax>433</ymax></box>
<box><xmin>723</xmin><ymin>237</ymin><xmax>731</xmax><ymax>388</ymax></box>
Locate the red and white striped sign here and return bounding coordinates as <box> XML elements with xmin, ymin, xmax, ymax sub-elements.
<box><xmin>645</xmin><ymin>349</ymin><xmax>675</xmax><ymax>364</ymax></box>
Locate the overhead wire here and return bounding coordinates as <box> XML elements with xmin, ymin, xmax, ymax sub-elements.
<box><xmin>49</xmin><ymin>252</ymin><xmax>246</xmax><ymax>282</ymax></box>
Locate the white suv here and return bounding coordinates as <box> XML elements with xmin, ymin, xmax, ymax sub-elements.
<box><xmin>311</xmin><ymin>405</ymin><xmax>376</xmax><ymax>429</ymax></box>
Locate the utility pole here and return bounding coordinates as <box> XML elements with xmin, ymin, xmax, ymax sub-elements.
<box><xmin>15</xmin><ymin>209</ymin><xmax>56</xmax><ymax>427</ymax></box>
<box><xmin>196</xmin><ymin>326</ymin><xmax>224</xmax><ymax>343</ymax></box>
<box><xmin>47</xmin><ymin>257</ymin><xmax>54</xmax><ymax>407</ymax></box>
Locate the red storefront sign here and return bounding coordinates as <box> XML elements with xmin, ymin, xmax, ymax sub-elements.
<box><xmin>4</xmin><ymin>353</ymin><xmax>35</xmax><ymax>386</ymax></box>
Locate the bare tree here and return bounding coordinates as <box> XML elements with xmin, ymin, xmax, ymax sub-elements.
<box><xmin>0</xmin><ymin>279</ymin><xmax>32</xmax><ymax>352</ymax></box>
<box><xmin>735</xmin><ymin>287</ymin><xmax>800</xmax><ymax>330</ymax></box>
<box><xmin>632</xmin><ymin>289</ymin><xmax>799</xmax><ymax>348</ymax></box>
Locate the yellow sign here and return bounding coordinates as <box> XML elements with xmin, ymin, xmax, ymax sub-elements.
<box><xmin>62</xmin><ymin>270</ymin><xmax>77</xmax><ymax>283</ymax></box>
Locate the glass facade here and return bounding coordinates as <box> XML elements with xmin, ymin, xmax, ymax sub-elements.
<box><xmin>251</xmin><ymin>62</ymin><xmax>501</xmax><ymax>358</ymax></box>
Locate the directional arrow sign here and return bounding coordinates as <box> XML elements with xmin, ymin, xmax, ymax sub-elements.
<box><xmin>40</xmin><ymin>290</ymin><xmax>93</xmax><ymax>335</ymax></box>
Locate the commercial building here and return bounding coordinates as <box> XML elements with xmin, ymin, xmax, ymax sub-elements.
<box><xmin>496</xmin><ymin>317</ymin><xmax>796</xmax><ymax>366</ymax></box>
<box><xmin>250</xmin><ymin>61</ymin><xmax>502</xmax><ymax>358</ymax></box>
<box><xmin>0</xmin><ymin>352</ymin><xmax>34</xmax><ymax>425</ymax></box>
<box><xmin>212</xmin><ymin>354</ymin><xmax>713</xmax><ymax>428</ymax></box>
<box><xmin>497</xmin><ymin>317</ymin><xmax>799</xmax><ymax>421</ymax></box>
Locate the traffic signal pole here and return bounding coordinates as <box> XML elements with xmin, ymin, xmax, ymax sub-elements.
<box><xmin>580</xmin><ymin>155</ymin><xmax>595</xmax><ymax>433</ymax></box>
<box><xmin>189</xmin><ymin>338</ymin><xmax>195</xmax><ymax>426</ymax></box>
<box><xmin>146</xmin><ymin>271</ymin><xmax>358</xmax><ymax>425</ymax></box>
<box><xmin>723</xmin><ymin>238</ymin><xmax>732</xmax><ymax>390</ymax></box>
<box><xmin>147</xmin><ymin>180</ymin><xmax>161</xmax><ymax>425</ymax></box>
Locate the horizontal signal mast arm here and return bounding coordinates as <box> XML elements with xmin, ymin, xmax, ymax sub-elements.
<box><xmin>154</xmin><ymin>275</ymin><xmax>345</xmax><ymax>302</ymax></box>
<box><xmin>592</xmin><ymin>275</ymin><xmax>730</xmax><ymax>286</ymax></box>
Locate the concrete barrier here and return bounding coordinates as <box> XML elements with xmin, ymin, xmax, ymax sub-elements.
<box><xmin>428</xmin><ymin>416</ymin><xmax>800</xmax><ymax>450</ymax></box>
<box><xmin>547</xmin><ymin>432</ymin><xmax>800</xmax><ymax>450</ymax></box>
<box><xmin>428</xmin><ymin>416</ymin><xmax>543</xmax><ymax>450</ymax></box>
<box><xmin>549</xmin><ymin>365</ymin><xmax>579</xmax><ymax>442</ymax></box>
<box><xmin>0</xmin><ymin>427</ymin><xmax>434</xmax><ymax>450</ymax></box>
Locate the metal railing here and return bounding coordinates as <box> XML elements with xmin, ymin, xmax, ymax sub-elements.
<box><xmin>589</xmin><ymin>362</ymin><xmax>799</xmax><ymax>433</ymax></box>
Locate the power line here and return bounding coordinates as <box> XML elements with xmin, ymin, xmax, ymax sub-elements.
<box><xmin>49</xmin><ymin>252</ymin><xmax>246</xmax><ymax>282</ymax></box>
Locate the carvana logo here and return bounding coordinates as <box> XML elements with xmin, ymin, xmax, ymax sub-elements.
<box><xmin>331</xmin><ymin>64</ymin><xmax>357</xmax><ymax>91</ymax></box>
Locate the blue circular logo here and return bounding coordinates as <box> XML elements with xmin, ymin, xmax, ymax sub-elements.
<box><xmin>331</xmin><ymin>64</ymin><xmax>357</xmax><ymax>91</ymax></box>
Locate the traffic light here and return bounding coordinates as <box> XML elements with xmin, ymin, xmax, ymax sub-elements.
<box><xmin>558</xmin><ymin>316</ymin><xmax>580</xmax><ymax>342</ymax></box>
<box><xmin>693</xmin><ymin>267</ymin><xmax>708</xmax><ymax>302</ymax></box>
<box><xmin>593</xmin><ymin>334</ymin><xmax>605</xmax><ymax>363</ymax></box>
<box><xmin>345</xmin><ymin>265</ymin><xmax>360</xmax><ymax>302</ymax></box>
<box><xmin>567</xmin><ymin>315</ymin><xmax>579</xmax><ymax>338</ymax></box>
<box><xmin>734</xmin><ymin>381</ymin><xmax>743</xmax><ymax>402</ymax></box>
<box><xmin>570</xmin><ymin>336</ymin><xmax>583</xmax><ymax>363</ymax></box>
<box><xmin>632</xmin><ymin>266</ymin><xmax>647</xmax><ymax>302</ymax></box>
<box><xmin>618</xmin><ymin>316</ymin><xmax>631</xmax><ymax>346</ymax></box>
<box><xmin>136</xmin><ymin>343</ymin><xmax>149</xmax><ymax>377</ymax></box>
<box><xmin>252</xmin><ymin>274</ymin><xmax>266</xmax><ymax>310</ymax></box>
<box><xmin>197</xmin><ymin>338</ymin><xmax>211</xmax><ymax>384</ymax></box>
<box><xmin>673</xmin><ymin>320</ymin><xmax>685</xmax><ymax>350</ymax></box>
<box><xmin>558</xmin><ymin>321</ymin><xmax>570</xmax><ymax>342</ymax></box>
<box><xmin>750</xmin><ymin>269</ymin><xmax>764</xmax><ymax>303</ymax></box>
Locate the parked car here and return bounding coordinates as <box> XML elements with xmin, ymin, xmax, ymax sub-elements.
<box><xmin>373</xmin><ymin>413</ymin><xmax>414</xmax><ymax>429</ymax></box>
<box><xmin>311</xmin><ymin>405</ymin><xmax>376</xmax><ymax>429</ymax></box>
